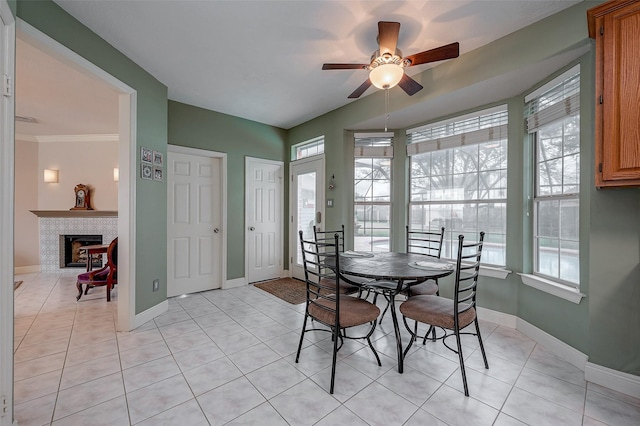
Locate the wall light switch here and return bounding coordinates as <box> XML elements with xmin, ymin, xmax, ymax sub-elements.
<box><xmin>153</xmin><ymin>279</ymin><xmax>159</xmax><ymax>292</ymax></box>
<box><xmin>327</xmin><ymin>199</ymin><xmax>334</xmax><ymax>208</ymax></box>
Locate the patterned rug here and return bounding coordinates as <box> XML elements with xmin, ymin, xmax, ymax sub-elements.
<box><xmin>253</xmin><ymin>277</ymin><xmax>309</xmax><ymax>305</ymax></box>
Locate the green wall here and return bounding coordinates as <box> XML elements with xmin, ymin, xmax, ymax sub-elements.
<box><xmin>16</xmin><ymin>0</ymin><xmax>640</xmax><ymax>377</ymax></box>
<box><xmin>289</xmin><ymin>1</ymin><xmax>640</xmax><ymax>376</ymax></box>
<box><xmin>168</xmin><ymin>101</ymin><xmax>288</xmax><ymax>279</ymax></box>
<box><xmin>17</xmin><ymin>0</ymin><xmax>168</xmax><ymax>314</ymax></box>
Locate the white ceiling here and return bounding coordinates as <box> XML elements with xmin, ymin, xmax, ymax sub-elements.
<box><xmin>17</xmin><ymin>0</ymin><xmax>583</xmax><ymax>138</ymax></box>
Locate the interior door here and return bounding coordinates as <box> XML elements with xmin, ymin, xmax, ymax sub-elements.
<box><xmin>290</xmin><ymin>156</ymin><xmax>324</xmax><ymax>280</ymax></box>
<box><xmin>246</xmin><ymin>158</ymin><xmax>283</xmax><ymax>283</ymax></box>
<box><xmin>167</xmin><ymin>151</ymin><xmax>222</xmax><ymax>296</ymax></box>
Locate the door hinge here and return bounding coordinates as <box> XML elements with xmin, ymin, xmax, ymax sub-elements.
<box><xmin>599</xmin><ymin>95</ymin><xmax>603</xmax><ymax>105</ymax></box>
<box><xmin>1</xmin><ymin>394</ymin><xmax>7</xmax><ymax>416</ymax></box>
<box><xmin>2</xmin><ymin>74</ymin><xmax>11</xmax><ymax>97</ymax></box>
<box><xmin>599</xmin><ymin>163</ymin><xmax>603</xmax><ymax>173</ymax></box>
<box><xmin>600</xmin><ymin>26</ymin><xmax>604</xmax><ymax>36</ymax></box>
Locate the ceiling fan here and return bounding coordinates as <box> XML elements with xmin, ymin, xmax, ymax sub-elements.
<box><xmin>323</xmin><ymin>21</ymin><xmax>459</xmax><ymax>99</ymax></box>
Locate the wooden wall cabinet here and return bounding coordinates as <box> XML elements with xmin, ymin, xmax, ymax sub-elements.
<box><xmin>588</xmin><ymin>0</ymin><xmax>640</xmax><ymax>188</ymax></box>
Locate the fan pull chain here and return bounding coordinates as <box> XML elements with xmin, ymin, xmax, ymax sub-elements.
<box><xmin>384</xmin><ymin>89</ymin><xmax>390</xmax><ymax>131</ymax></box>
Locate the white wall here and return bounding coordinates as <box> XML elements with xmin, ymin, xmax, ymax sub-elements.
<box><xmin>14</xmin><ymin>138</ymin><xmax>118</xmax><ymax>268</ymax></box>
<box><xmin>14</xmin><ymin>139</ymin><xmax>39</xmax><ymax>267</ymax></box>
<box><xmin>38</xmin><ymin>140</ymin><xmax>118</xmax><ymax>210</ymax></box>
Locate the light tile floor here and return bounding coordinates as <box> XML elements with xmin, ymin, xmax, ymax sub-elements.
<box><xmin>13</xmin><ymin>272</ymin><xmax>640</xmax><ymax>425</ymax></box>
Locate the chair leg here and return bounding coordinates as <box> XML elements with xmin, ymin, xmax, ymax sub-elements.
<box><xmin>106</xmin><ymin>283</ymin><xmax>112</xmax><ymax>302</ymax></box>
<box><xmin>401</xmin><ymin>316</ymin><xmax>417</xmax><ymax>358</ymax></box>
<box><xmin>76</xmin><ymin>282</ymin><xmax>83</xmax><ymax>301</ymax></box>
<box><xmin>330</xmin><ymin>326</ymin><xmax>339</xmax><ymax>394</ymax></box>
<box><xmin>475</xmin><ymin>318</ymin><xmax>489</xmax><ymax>369</ymax></box>
<box><xmin>454</xmin><ymin>327</ymin><xmax>469</xmax><ymax>396</ymax></box>
<box><xmin>295</xmin><ymin>315</ymin><xmax>309</xmax><ymax>363</ymax></box>
<box><xmin>364</xmin><ymin>321</ymin><xmax>382</xmax><ymax>367</ymax></box>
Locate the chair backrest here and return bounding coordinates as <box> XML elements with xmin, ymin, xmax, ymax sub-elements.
<box><xmin>453</xmin><ymin>232</ymin><xmax>485</xmax><ymax>318</ymax></box>
<box><xmin>406</xmin><ymin>226</ymin><xmax>445</xmax><ymax>258</ymax></box>
<box><xmin>299</xmin><ymin>230</ymin><xmax>340</xmax><ymax>328</ymax></box>
<box><xmin>313</xmin><ymin>225</ymin><xmax>345</xmax><ymax>252</ymax></box>
<box><xmin>106</xmin><ymin>237</ymin><xmax>118</xmax><ymax>271</ymax></box>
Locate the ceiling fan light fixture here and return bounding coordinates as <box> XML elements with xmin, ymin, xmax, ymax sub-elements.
<box><xmin>369</xmin><ymin>63</ymin><xmax>404</xmax><ymax>90</ymax></box>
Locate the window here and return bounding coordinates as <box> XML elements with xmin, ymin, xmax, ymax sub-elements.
<box><xmin>292</xmin><ymin>136</ymin><xmax>324</xmax><ymax>160</ymax></box>
<box><xmin>525</xmin><ymin>66</ymin><xmax>580</xmax><ymax>286</ymax></box>
<box><xmin>354</xmin><ymin>133</ymin><xmax>393</xmax><ymax>252</ymax></box>
<box><xmin>407</xmin><ymin>106</ymin><xmax>508</xmax><ymax>266</ymax></box>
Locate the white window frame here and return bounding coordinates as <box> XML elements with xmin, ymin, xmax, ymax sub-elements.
<box><xmin>292</xmin><ymin>136</ymin><xmax>324</xmax><ymax>161</ymax></box>
<box><xmin>354</xmin><ymin>132</ymin><xmax>393</xmax><ymax>252</ymax></box>
<box><xmin>522</xmin><ymin>65</ymin><xmax>584</xmax><ymax>303</ymax></box>
<box><xmin>407</xmin><ymin>105</ymin><xmax>509</xmax><ymax>267</ymax></box>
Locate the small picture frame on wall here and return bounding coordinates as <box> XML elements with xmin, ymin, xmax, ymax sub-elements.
<box><xmin>153</xmin><ymin>151</ymin><xmax>164</xmax><ymax>167</ymax></box>
<box><xmin>141</xmin><ymin>147</ymin><xmax>153</xmax><ymax>164</ymax></box>
<box><xmin>141</xmin><ymin>163</ymin><xmax>153</xmax><ymax>180</ymax></box>
<box><xmin>153</xmin><ymin>167</ymin><xmax>163</xmax><ymax>181</ymax></box>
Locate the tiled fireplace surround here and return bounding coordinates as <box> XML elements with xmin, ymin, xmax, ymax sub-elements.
<box><xmin>38</xmin><ymin>216</ymin><xmax>118</xmax><ymax>272</ymax></box>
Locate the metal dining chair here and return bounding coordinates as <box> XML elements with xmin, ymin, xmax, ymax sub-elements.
<box><xmin>296</xmin><ymin>230</ymin><xmax>381</xmax><ymax>394</ymax></box>
<box><xmin>400</xmin><ymin>232</ymin><xmax>488</xmax><ymax>396</ymax></box>
<box><xmin>369</xmin><ymin>226</ymin><xmax>445</xmax><ymax>326</ymax></box>
<box><xmin>313</xmin><ymin>224</ymin><xmax>372</xmax><ymax>294</ymax></box>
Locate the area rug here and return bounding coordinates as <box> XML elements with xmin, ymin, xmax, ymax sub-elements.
<box><xmin>253</xmin><ymin>278</ymin><xmax>310</xmax><ymax>304</ymax></box>
<box><xmin>14</xmin><ymin>281</ymin><xmax>23</xmax><ymax>290</ymax></box>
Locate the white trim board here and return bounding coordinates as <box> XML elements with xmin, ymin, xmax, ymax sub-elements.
<box><xmin>585</xmin><ymin>363</ymin><xmax>640</xmax><ymax>400</ymax></box>
<box><xmin>17</xmin><ymin>19</ymin><xmax>138</xmax><ymax>332</ymax></box>
<box><xmin>224</xmin><ymin>277</ymin><xmax>246</xmax><ymax>290</ymax></box>
<box><xmin>14</xmin><ymin>265</ymin><xmax>40</xmax><ymax>274</ymax></box>
<box><xmin>133</xmin><ymin>300</ymin><xmax>168</xmax><ymax>330</ymax></box>
<box><xmin>515</xmin><ymin>317</ymin><xmax>640</xmax><ymax>399</ymax></box>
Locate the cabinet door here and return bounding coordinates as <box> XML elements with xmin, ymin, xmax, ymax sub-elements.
<box><xmin>599</xmin><ymin>2</ymin><xmax>640</xmax><ymax>185</ymax></box>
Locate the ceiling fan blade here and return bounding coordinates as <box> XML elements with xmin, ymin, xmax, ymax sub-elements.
<box><xmin>378</xmin><ymin>21</ymin><xmax>400</xmax><ymax>56</ymax></box>
<box><xmin>404</xmin><ymin>42</ymin><xmax>460</xmax><ymax>66</ymax></box>
<box><xmin>322</xmin><ymin>63</ymin><xmax>369</xmax><ymax>70</ymax></box>
<box><xmin>348</xmin><ymin>79</ymin><xmax>373</xmax><ymax>99</ymax></box>
<box><xmin>398</xmin><ymin>74</ymin><xmax>423</xmax><ymax>96</ymax></box>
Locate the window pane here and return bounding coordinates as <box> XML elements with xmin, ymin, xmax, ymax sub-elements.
<box><xmin>354</xmin><ymin>204</ymin><xmax>390</xmax><ymax>252</ymax></box>
<box><xmin>294</xmin><ymin>137</ymin><xmax>324</xmax><ymax>160</ymax></box>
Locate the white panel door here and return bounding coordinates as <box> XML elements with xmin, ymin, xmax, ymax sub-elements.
<box><xmin>168</xmin><ymin>152</ymin><xmax>222</xmax><ymax>296</ymax></box>
<box><xmin>246</xmin><ymin>158</ymin><xmax>283</xmax><ymax>283</ymax></box>
<box><xmin>290</xmin><ymin>156</ymin><xmax>324</xmax><ymax>280</ymax></box>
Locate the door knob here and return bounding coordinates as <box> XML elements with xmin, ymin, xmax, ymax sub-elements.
<box><xmin>249</xmin><ymin>227</ymin><xmax>255</xmax><ymax>231</ymax></box>
<box><xmin>213</xmin><ymin>228</ymin><xmax>220</xmax><ymax>233</ymax></box>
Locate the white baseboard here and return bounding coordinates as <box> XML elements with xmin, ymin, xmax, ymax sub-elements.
<box><xmin>14</xmin><ymin>265</ymin><xmax>41</xmax><ymax>274</ymax></box>
<box><xmin>476</xmin><ymin>309</ymin><xmax>639</xmax><ymax>400</ymax></box>
<box><xmin>478</xmin><ymin>306</ymin><xmax>517</xmax><ymax>329</ymax></box>
<box><xmin>585</xmin><ymin>362</ymin><xmax>640</xmax><ymax>399</ymax></box>
<box><xmin>132</xmin><ymin>300</ymin><xmax>168</xmax><ymax>329</ymax></box>
<box><xmin>224</xmin><ymin>277</ymin><xmax>246</xmax><ymax>289</ymax></box>
<box><xmin>516</xmin><ymin>317</ymin><xmax>588</xmax><ymax>371</ymax></box>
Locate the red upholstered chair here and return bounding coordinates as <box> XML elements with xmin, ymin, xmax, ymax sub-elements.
<box><xmin>76</xmin><ymin>237</ymin><xmax>118</xmax><ymax>302</ymax></box>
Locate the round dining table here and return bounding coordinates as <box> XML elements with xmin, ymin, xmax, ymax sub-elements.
<box><xmin>337</xmin><ymin>252</ymin><xmax>455</xmax><ymax>373</ymax></box>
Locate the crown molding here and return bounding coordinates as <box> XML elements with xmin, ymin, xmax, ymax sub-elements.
<box><xmin>15</xmin><ymin>133</ymin><xmax>119</xmax><ymax>143</ymax></box>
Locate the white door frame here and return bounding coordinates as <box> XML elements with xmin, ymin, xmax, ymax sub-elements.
<box><xmin>289</xmin><ymin>155</ymin><xmax>325</xmax><ymax>280</ymax></box>
<box><xmin>0</xmin><ymin>2</ymin><xmax>15</xmax><ymax>424</ymax></box>
<box><xmin>16</xmin><ymin>19</ymin><xmax>137</xmax><ymax>332</ymax></box>
<box><xmin>244</xmin><ymin>157</ymin><xmax>284</xmax><ymax>283</ymax></box>
<box><xmin>168</xmin><ymin>144</ymin><xmax>227</xmax><ymax>289</ymax></box>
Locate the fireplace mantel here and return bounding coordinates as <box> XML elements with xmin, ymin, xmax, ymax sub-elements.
<box><xmin>31</xmin><ymin>210</ymin><xmax>118</xmax><ymax>218</ymax></box>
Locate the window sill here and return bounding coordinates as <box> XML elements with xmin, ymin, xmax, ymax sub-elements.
<box><xmin>480</xmin><ymin>265</ymin><xmax>511</xmax><ymax>279</ymax></box>
<box><xmin>448</xmin><ymin>262</ymin><xmax>511</xmax><ymax>279</ymax></box>
<box><xmin>518</xmin><ymin>273</ymin><xmax>585</xmax><ymax>304</ymax></box>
